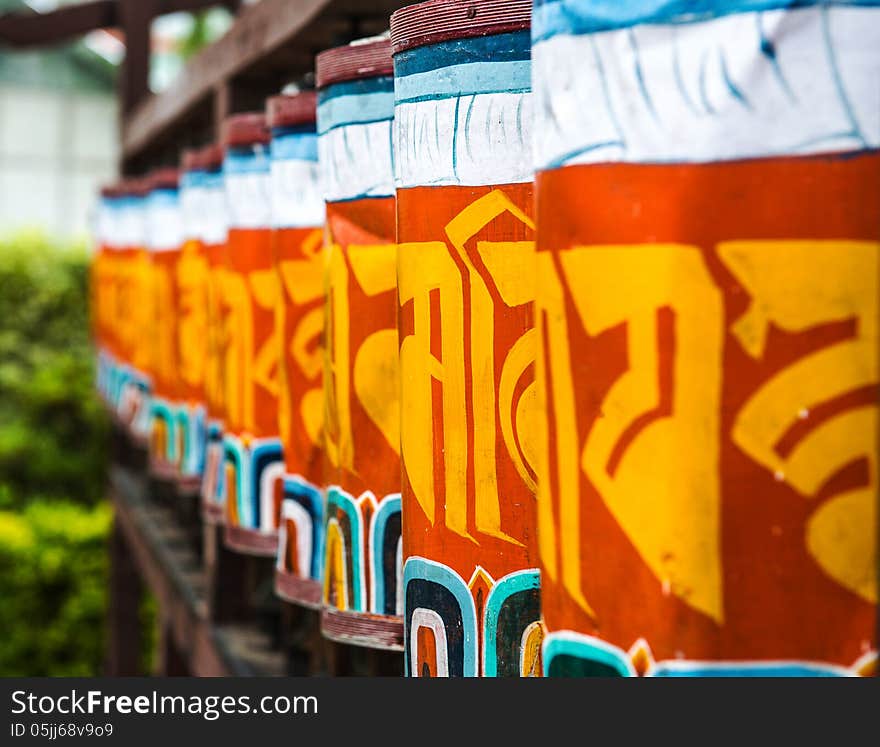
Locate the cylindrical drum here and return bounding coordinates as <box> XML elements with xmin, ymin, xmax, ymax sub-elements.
<box><xmin>268</xmin><ymin>92</ymin><xmax>327</xmax><ymax>608</ymax></box>
<box><xmin>391</xmin><ymin>0</ymin><xmax>541</xmax><ymax>677</ymax></box>
<box><xmin>176</xmin><ymin>149</ymin><xmax>211</xmax><ymax>492</ymax></box>
<box><xmin>116</xmin><ymin>177</ymin><xmax>153</xmax><ymax>444</ymax></box>
<box><xmin>199</xmin><ymin>144</ymin><xmax>230</xmax><ymax>523</ymax></box>
<box><xmin>93</xmin><ymin>185</ymin><xmax>119</xmax><ymax>408</ymax></box>
<box><xmin>317</xmin><ymin>38</ymin><xmax>403</xmax><ymax>649</ymax></box>
<box><xmin>221</xmin><ymin>113</ymin><xmax>285</xmax><ymax>556</ymax></box>
<box><xmin>146</xmin><ymin>168</ymin><xmax>185</xmax><ymax>479</ymax></box>
<box><xmin>533</xmin><ymin>0</ymin><xmax>878</xmax><ymax>677</ymax></box>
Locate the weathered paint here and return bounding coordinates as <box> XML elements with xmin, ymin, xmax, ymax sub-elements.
<box><xmin>391</xmin><ymin>0</ymin><xmax>543</xmax><ymax>677</ymax></box>
<box><xmin>110</xmin><ymin>181</ymin><xmax>153</xmax><ymax>444</ymax></box>
<box><xmin>269</xmin><ymin>93</ymin><xmax>327</xmax><ymax>608</ymax></box>
<box><xmin>146</xmin><ymin>171</ymin><xmax>185</xmax><ymax>478</ymax></box>
<box><xmin>221</xmin><ymin>115</ymin><xmax>284</xmax><ymax>557</ymax></box>
<box><xmin>533</xmin><ymin>0</ymin><xmax>879</xmax><ymax>677</ymax></box>
<box><xmin>198</xmin><ymin>146</ymin><xmax>229</xmax><ymax>524</ymax></box>
<box><xmin>173</xmin><ymin>152</ymin><xmax>211</xmax><ymax>492</ymax></box>
<box><xmin>317</xmin><ymin>39</ymin><xmax>405</xmax><ymax>650</ymax></box>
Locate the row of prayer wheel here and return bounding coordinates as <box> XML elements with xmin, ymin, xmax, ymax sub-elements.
<box><xmin>90</xmin><ymin>0</ymin><xmax>878</xmax><ymax>677</ymax></box>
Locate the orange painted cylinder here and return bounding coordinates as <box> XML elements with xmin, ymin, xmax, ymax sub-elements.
<box><xmin>391</xmin><ymin>0</ymin><xmax>542</xmax><ymax>677</ymax></box>
<box><xmin>316</xmin><ymin>38</ymin><xmax>404</xmax><ymax>650</ymax></box>
<box><xmin>221</xmin><ymin>113</ymin><xmax>284</xmax><ymax>556</ymax></box>
<box><xmin>174</xmin><ymin>148</ymin><xmax>212</xmax><ymax>493</ymax></box>
<box><xmin>198</xmin><ymin>144</ymin><xmax>230</xmax><ymax>524</ymax></box>
<box><xmin>116</xmin><ymin>177</ymin><xmax>153</xmax><ymax>444</ymax></box>
<box><xmin>93</xmin><ymin>184</ymin><xmax>119</xmax><ymax>410</ymax></box>
<box><xmin>267</xmin><ymin>92</ymin><xmax>326</xmax><ymax>609</ymax></box>
<box><xmin>532</xmin><ymin>1</ymin><xmax>878</xmax><ymax>677</ymax></box>
<box><xmin>145</xmin><ymin>168</ymin><xmax>185</xmax><ymax>479</ymax></box>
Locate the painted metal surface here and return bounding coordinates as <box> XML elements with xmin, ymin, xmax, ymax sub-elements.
<box><xmin>392</xmin><ymin>0</ymin><xmax>543</xmax><ymax>677</ymax></box>
<box><xmin>533</xmin><ymin>0</ymin><xmax>879</xmax><ymax>677</ymax></box>
<box><xmin>269</xmin><ymin>92</ymin><xmax>327</xmax><ymax>608</ymax></box>
<box><xmin>317</xmin><ymin>38</ymin><xmax>405</xmax><ymax>650</ymax></box>
<box><xmin>220</xmin><ymin>114</ymin><xmax>284</xmax><ymax>557</ymax></box>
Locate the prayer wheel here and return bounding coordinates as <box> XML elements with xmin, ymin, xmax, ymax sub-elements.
<box><xmin>146</xmin><ymin>168</ymin><xmax>185</xmax><ymax>480</ymax></box>
<box><xmin>221</xmin><ymin>113</ymin><xmax>284</xmax><ymax>556</ymax></box>
<box><xmin>116</xmin><ymin>177</ymin><xmax>153</xmax><ymax>445</ymax></box>
<box><xmin>391</xmin><ymin>0</ymin><xmax>542</xmax><ymax>677</ymax></box>
<box><xmin>174</xmin><ymin>148</ymin><xmax>211</xmax><ymax>493</ymax></box>
<box><xmin>93</xmin><ymin>184</ymin><xmax>118</xmax><ymax>410</ymax></box>
<box><xmin>316</xmin><ymin>37</ymin><xmax>404</xmax><ymax>649</ymax></box>
<box><xmin>267</xmin><ymin>91</ymin><xmax>327</xmax><ymax>608</ymax></box>
<box><xmin>198</xmin><ymin>144</ymin><xmax>230</xmax><ymax>523</ymax></box>
<box><xmin>532</xmin><ymin>0</ymin><xmax>878</xmax><ymax>677</ymax></box>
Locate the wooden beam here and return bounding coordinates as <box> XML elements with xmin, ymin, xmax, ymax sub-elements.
<box><xmin>0</xmin><ymin>0</ymin><xmax>240</xmax><ymax>49</ymax></box>
<box><xmin>123</xmin><ymin>0</ymin><xmax>333</xmax><ymax>161</ymax></box>
<box><xmin>0</xmin><ymin>0</ymin><xmax>116</xmax><ymax>48</ymax></box>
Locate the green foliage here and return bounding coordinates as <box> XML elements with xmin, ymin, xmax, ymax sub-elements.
<box><xmin>0</xmin><ymin>500</ymin><xmax>111</xmax><ymax>676</ymax></box>
<box><xmin>0</xmin><ymin>231</ymin><xmax>109</xmax><ymax>509</ymax></box>
<box><xmin>0</xmin><ymin>231</ymin><xmax>111</xmax><ymax>675</ymax></box>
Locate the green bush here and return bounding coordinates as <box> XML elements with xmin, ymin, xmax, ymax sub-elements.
<box><xmin>0</xmin><ymin>231</ymin><xmax>108</xmax><ymax>509</ymax></box>
<box><xmin>0</xmin><ymin>500</ymin><xmax>111</xmax><ymax>676</ymax></box>
<box><xmin>0</xmin><ymin>231</ymin><xmax>111</xmax><ymax>675</ymax></box>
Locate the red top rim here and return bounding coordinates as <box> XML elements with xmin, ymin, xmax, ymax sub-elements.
<box><xmin>390</xmin><ymin>0</ymin><xmax>531</xmax><ymax>55</ymax></box>
<box><xmin>181</xmin><ymin>147</ymin><xmax>201</xmax><ymax>173</ymax></box>
<box><xmin>120</xmin><ymin>176</ymin><xmax>151</xmax><ymax>198</ymax></box>
<box><xmin>100</xmin><ymin>183</ymin><xmax>122</xmax><ymax>199</ymax></box>
<box><xmin>149</xmin><ymin>167</ymin><xmax>181</xmax><ymax>191</ymax></box>
<box><xmin>200</xmin><ymin>142</ymin><xmax>224</xmax><ymax>170</ymax></box>
<box><xmin>267</xmin><ymin>90</ymin><xmax>318</xmax><ymax>128</ymax></box>
<box><xmin>223</xmin><ymin>112</ymin><xmax>271</xmax><ymax>149</ymax></box>
<box><xmin>315</xmin><ymin>37</ymin><xmax>393</xmax><ymax>89</ymax></box>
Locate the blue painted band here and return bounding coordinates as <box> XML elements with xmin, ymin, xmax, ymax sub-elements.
<box><xmin>393</xmin><ymin>30</ymin><xmax>531</xmax><ymax>77</ymax></box>
<box><xmin>394</xmin><ymin>60</ymin><xmax>531</xmax><ymax>104</ymax></box>
<box><xmin>533</xmin><ymin>0</ymin><xmax>880</xmax><ymax>42</ymax></box>
<box><xmin>223</xmin><ymin>148</ymin><xmax>270</xmax><ymax>175</ymax></box>
<box><xmin>202</xmin><ymin>169</ymin><xmax>223</xmax><ymax>189</ymax></box>
<box><xmin>271</xmin><ymin>129</ymin><xmax>319</xmax><ymax>162</ymax></box>
<box><xmin>317</xmin><ymin>90</ymin><xmax>394</xmax><ymax>134</ymax></box>
<box><xmin>317</xmin><ymin>75</ymin><xmax>394</xmax><ymax>103</ymax></box>
<box><xmin>148</xmin><ymin>188</ymin><xmax>179</xmax><ymax>207</ymax></box>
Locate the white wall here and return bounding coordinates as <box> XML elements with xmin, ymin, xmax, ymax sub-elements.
<box><xmin>0</xmin><ymin>85</ymin><xmax>118</xmax><ymax>239</ymax></box>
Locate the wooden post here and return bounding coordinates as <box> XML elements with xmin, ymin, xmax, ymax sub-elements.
<box><xmin>204</xmin><ymin>522</ymin><xmax>251</xmax><ymax>622</ymax></box>
<box><xmin>156</xmin><ymin>619</ymin><xmax>190</xmax><ymax>675</ymax></box>
<box><xmin>118</xmin><ymin>0</ymin><xmax>158</xmax><ymax>116</ymax></box>
<box><xmin>105</xmin><ymin>518</ymin><xmax>143</xmax><ymax>676</ymax></box>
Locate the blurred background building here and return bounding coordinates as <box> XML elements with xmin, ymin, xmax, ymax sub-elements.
<box><xmin>0</xmin><ymin>0</ymin><xmax>236</xmax><ymax>238</ymax></box>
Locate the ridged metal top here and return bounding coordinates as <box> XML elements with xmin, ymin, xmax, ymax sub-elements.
<box><xmin>267</xmin><ymin>90</ymin><xmax>318</xmax><ymax>128</ymax></box>
<box><xmin>222</xmin><ymin>112</ymin><xmax>271</xmax><ymax>149</ymax></box>
<box><xmin>148</xmin><ymin>167</ymin><xmax>180</xmax><ymax>191</ymax></box>
<box><xmin>315</xmin><ymin>36</ymin><xmax>393</xmax><ymax>88</ymax></box>
<box><xmin>390</xmin><ymin>0</ymin><xmax>530</xmax><ymax>55</ymax></box>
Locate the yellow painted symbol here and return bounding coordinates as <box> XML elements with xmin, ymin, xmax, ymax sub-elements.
<box><xmin>152</xmin><ymin>262</ymin><xmax>176</xmax><ymax>385</ymax></box>
<box><xmin>222</xmin><ymin>271</ymin><xmax>253</xmax><ymax>430</ymax></box>
<box><xmin>398</xmin><ymin>189</ymin><xmax>537</xmax><ymax>543</ymax></box>
<box><xmin>249</xmin><ymin>268</ymin><xmax>281</xmax><ymax>400</ymax></box>
<box><xmin>324</xmin><ymin>519</ymin><xmax>349</xmax><ymax>610</ymax></box>
<box><xmin>323</xmin><ymin>241</ymin><xmax>399</xmax><ymax>472</ymax></box>
<box><xmin>537</xmin><ymin>244</ymin><xmax>724</xmax><ymax>623</ymax></box>
<box><xmin>722</xmin><ymin>240</ymin><xmax>878</xmax><ymax>604</ymax></box>
<box><xmin>176</xmin><ymin>241</ymin><xmax>208</xmax><ymax>389</ymax></box>
<box><xmin>277</xmin><ymin>228</ymin><xmax>324</xmax><ymax>449</ymax></box>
